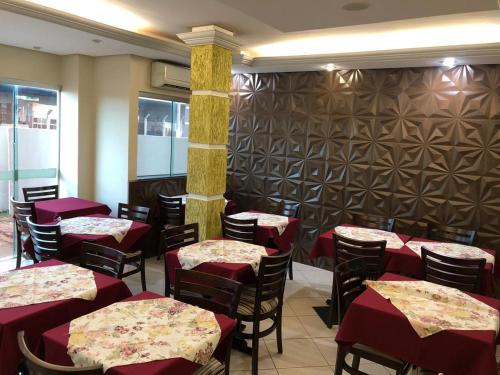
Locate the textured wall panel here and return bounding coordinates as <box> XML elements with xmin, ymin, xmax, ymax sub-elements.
<box><xmin>228</xmin><ymin>66</ymin><xmax>500</xmax><ymax>267</ymax></box>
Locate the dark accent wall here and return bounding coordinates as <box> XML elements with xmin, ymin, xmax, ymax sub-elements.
<box><xmin>227</xmin><ymin>66</ymin><xmax>500</xmax><ymax>266</ymax></box>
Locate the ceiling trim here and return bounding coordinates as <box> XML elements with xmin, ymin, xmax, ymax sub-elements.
<box><xmin>177</xmin><ymin>25</ymin><xmax>241</xmax><ymax>51</ymax></box>
<box><xmin>0</xmin><ymin>0</ymin><xmax>191</xmax><ymax>59</ymax></box>
<box><xmin>238</xmin><ymin>42</ymin><xmax>500</xmax><ymax>72</ymax></box>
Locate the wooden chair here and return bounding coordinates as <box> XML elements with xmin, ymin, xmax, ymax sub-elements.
<box><xmin>22</xmin><ymin>185</ymin><xmax>59</xmax><ymax>203</ymax></box>
<box><xmin>235</xmin><ymin>252</ymin><xmax>291</xmax><ymax>375</ymax></box>
<box><xmin>117</xmin><ymin>203</ymin><xmax>151</xmax><ymax>291</ymax></box>
<box><xmin>26</xmin><ymin>216</ymin><xmax>63</xmax><ymax>262</ymax></box>
<box><xmin>333</xmin><ymin>258</ymin><xmax>411</xmax><ymax>375</ymax></box>
<box><xmin>162</xmin><ymin>223</ymin><xmax>199</xmax><ymax>296</ymax></box>
<box><xmin>157</xmin><ymin>194</ymin><xmax>184</xmax><ymax>259</ymax></box>
<box><xmin>11</xmin><ymin>197</ymin><xmax>37</xmax><ymax>268</ymax></box>
<box><xmin>426</xmin><ymin>223</ymin><xmax>476</xmax><ymax>245</ymax></box>
<box><xmin>17</xmin><ymin>331</ymin><xmax>102</xmax><ymax>375</ymax></box>
<box><xmin>174</xmin><ymin>269</ymin><xmax>242</xmax><ymax>375</ymax></box>
<box><xmin>421</xmin><ymin>246</ymin><xmax>485</xmax><ymax>293</ymax></box>
<box><xmin>280</xmin><ymin>201</ymin><xmax>300</xmax><ymax>280</ymax></box>
<box><xmin>220</xmin><ymin>213</ymin><xmax>257</xmax><ymax>244</ymax></box>
<box><xmin>352</xmin><ymin>213</ymin><xmax>395</xmax><ymax>232</ymax></box>
<box><xmin>327</xmin><ymin>233</ymin><xmax>386</xmax><ymax>328</ymax></box>
<box><xmin>80</xmin><ymin>242</ymin><xmax>126</xmax><ymax>279</ymax></box>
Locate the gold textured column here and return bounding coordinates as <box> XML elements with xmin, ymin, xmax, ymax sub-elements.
<box><xmin>178</xmin><ymin>26</ymin><xmax>240</xmax><ymax>240</ymax></box>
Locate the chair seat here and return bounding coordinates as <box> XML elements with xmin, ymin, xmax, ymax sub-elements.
<box><xmin>237</xmin><ymin>286</ymin><xmax>278</xmax><ymax>317</ymax></box>
<box><xmin>192</xmin><ymin>358</ymin><xmax>224</xmax><ymax>375</ymax></box>
<box><xmin>351</xmin><ymin>343</ymin><xmax>407</xmax><ymax>368</ymax></box>
<box><xmin>125</xmin><ymin>250</ymin><xmax>142</xmax><ymax>258</ymax></box>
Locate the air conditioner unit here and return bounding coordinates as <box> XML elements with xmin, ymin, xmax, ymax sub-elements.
<box><xmin>151</xmin><ymin>62</ymin><xmax>190</xmax><ymax>91</ymax></box>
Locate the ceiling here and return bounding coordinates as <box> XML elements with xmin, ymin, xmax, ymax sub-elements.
<box><xmin>1</xmin><ymin>0</ymin><xmax>500</xmax><ymax>72</ymax></box>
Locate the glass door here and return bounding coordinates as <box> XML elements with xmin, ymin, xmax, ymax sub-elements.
<box><xmin>0</xmin><ymin>83</ymin><xmax>59</xmax><ymax>260</ymax></box>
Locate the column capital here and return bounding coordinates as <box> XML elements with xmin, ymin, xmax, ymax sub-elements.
<box><xmin>177</xmin><ymin>25</ymin><xmax>241</xmax><ymax>51</ymax></box>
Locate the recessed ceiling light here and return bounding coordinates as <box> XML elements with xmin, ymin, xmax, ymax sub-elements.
<box><xmin>323</xmin><ymin>63</ymin><xmax>336</xmax><ymax>71</ymax></box>
<box><xmin>342</xmin><ymin>1</ymin><xmax>371</xmax><ymax>11</ymax></box>
<box><xmin>33</xmin><ymin>46</ymin><xmax>41</xmax><ymax>50</ymax></box>
<box><xmin>442</xmin><ymin>57</ymin><xmax>456</xmax><ymax>67</ymax></box>
<box><xmin>92</xmin><ymin>39</ymin><xmax>102</xmax><ymax>44</ymax></box>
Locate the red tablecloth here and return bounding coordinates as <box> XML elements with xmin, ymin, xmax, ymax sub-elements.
<box><xmin>336</xmin><ymin>273</ymin><xmax>500</xmax><ymax>375</ymax></box>
<box><xmin>59</xmin><ymin>214</ymin><xmax>151</xmax><ymax>258</ymax></box>
<box><xmin>393</xmin><ymin>237</ymin><xmax>496</xmax><ymax>296</ymax></box>
<box><xmin>309</xmin><ymin>224</ymin><xmax>412</xmax><ymax>263</ymax></box>
<box><xmin>35</xmin><ymin>197</ymin><xmax>111</xmax><ymax>224</ymax></box>
<box><xmin>0</xmin><ymin>260</ymin><xmax>131</xmax><ymax>375</ymax></box>
<box><xmin>166</xmin><ymin>244</ymin><xmax>279</xmax><ymax>285</ymax></box>
<box><xmin>42</xmin><ymin>291</ymin><xmax>236</xmax><ymax>375</ymax></box>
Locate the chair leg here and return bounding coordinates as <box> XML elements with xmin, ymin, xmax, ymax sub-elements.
<box><xmin>327</xmin><ymin>275</ymin><xmax>337</xmax><ymax>328</ymax></box>
<box><xmin>15</xmin><ymin>230</ymin><xmax>22</xmax><ymax>269</ymax></box>
<box><xmin>251</xmin><ymin>321</ymin><xmax>260</xmax><ymax>375</ymax></box>
<box><xmin>140</xmin><ymin>253</ymin><xmax>147</xmax><ymax>291</ymax></box>
<box><xmin>224</xmin><ymin>334</ymin><xmax>233</xmax><ymax>375</ymax></box>
<box><xmin>276</xmin><ymin>312</ymin><xmax>283</xmax><ymax>354</ymax></box>
<box><xmin>288</xmin><ymin>258</ymin><xmax>293</xmax><ymax>280</ymax></box>
<box><xmin>334</xmin><ymin>345</ymin><xmax>349</xmax><ymax>375</ymax></box>
<box><xmin>352</xmin><ymin>354</ymin><xmax>360</xmax><ymax>369</ymax></box>
<box><xmin>164</xmin><ymin>259</ymin><xmax>170</xmax><ymax>297</ymax></box>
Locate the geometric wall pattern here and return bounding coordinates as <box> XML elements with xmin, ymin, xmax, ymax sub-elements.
<box><xmin>227</xmin><ymin>66</ymin><xmax>500</xmax><ymax>267</ymax></box>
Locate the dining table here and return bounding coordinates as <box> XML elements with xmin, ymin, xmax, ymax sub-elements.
<box><xmin>335</xmin><ymin>272</ymin><xmax>500</xmax><ymax>375</ymax></box>
<box><xmin>34</xmin><ymin>197</ymin><xmax>111</xmax><ymax>223</ymax></box>
<box><xmin>41</xmin><ymin>291</ymin><xmax>236</xmax><ymax>375</ymax></box>
<box><xmin>0</xmin><ymin>259</ymin><xmax>131</xmax><ymax>375</ymax></box>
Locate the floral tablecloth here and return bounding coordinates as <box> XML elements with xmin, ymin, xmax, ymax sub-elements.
<box><xmin>405</xmin><ymin>241</ymin><xmax>495</xmax><ymax>268</ymax></box>
<box><xmin>0</xmin><ymin>264</ymin><xmax>96</xmax><ymax>309</ymax></box>
<box><xmin>68</xmin><ymin>298</ymin><xmax>221</xmax><ymax>371</ymax></box>
<box><xmin>335</xmin><ymin>225</ymin><xmax>405</xmax><ymax>249</ymax></box>
<box><xmin>229</xmin><ymin>212</ymin><xmax>289</xmax><ymax>235</ymax></box>
<box><xmin>178</xmin><ymin>239</ymin><xmax>268</xmax><ymax>275</ymax></box>
<box><xmin>366</xmin><ymin>280</ymin><xmax>500</xmax><ymax>338</ymax></box>
<box><xmin>60</xmin><ymin>216</ymin><xmax>133</xmax><ymax>243</ymax></box>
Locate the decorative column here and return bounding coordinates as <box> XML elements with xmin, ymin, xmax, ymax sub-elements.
<box><xmin>178</xmin><ymin>26</ymin><xmax>240</xmax><ymax>240</ymax></box>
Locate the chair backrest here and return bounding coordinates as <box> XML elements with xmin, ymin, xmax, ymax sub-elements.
<box><xmin>27</xmin><ymin>216</ymin><xmax>62</xmax><ymax>262</ymax></box>
<box><xmin>352</xmin><ymin>214</ymin><xmax>395</xmax><ymax>232</ymax></box>
<box><xmin>335</xmin><ymin>257</ymin><xmax>368</xmax><ymax>323</ymax></box>
<box><xmin>161</xmin><ymin>223</ymin><xmax>199</xmax><ymax>253</ymax></box>
<box><xmin>421</xmin><ymin>246</ymin><xmax>485</xmax><ymax>293</ymax></box>
<box><xmin>117</xmin><ymin>203</ymin><xmax>150</xmax><ymax>224</ymax></box>
<box><xmin>333</xmin><ymin>233</ymin><xmax>386</xmax><ymax>280</ymax></box>
<box><xmin>158</xmin><ymin>194</ymin><xmax>184</xmax><ymax>226</ymax></box>
<box><xmin>17</xmin><ymin>331</ymin><xmax>102</xmax><ymax>375</ymax></box>
<box><xmin>220</xmin><ymin>213</ymin><xmax>257</xmax><ymax>244</ymax></box>
<box><xmin>282</xmin><ymin>201</ymin><xmax>300</xmax><ymax>218</ymax></box>
<box><xmin>11</xmin><ymin>197</ymin><xmax>36</xmax><ymax>235</ymax></box>
<box><xmin>174</xmin><ymin>269</ymin><xmax>243</xmax><ymax>318</ymax></box>
<box><xmin>426</xmin><ymin>224</ymin><xmax>476</xmax><ymax>245</ymax></box>
<box><xmin>252</xmin><ymin>252</ymin><xmax>291</xmax><ymax>318</ymax></box>
<box><xmin>80</xmin><ymin>242</ymin><xmax>126</xmax><ymax>279</ymax></box>
<box><xmin>22</xmin><ymin>185</ymin><xmax>59</xmax><ymax>203</ymax></box>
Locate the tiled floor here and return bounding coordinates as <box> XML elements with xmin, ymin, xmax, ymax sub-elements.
<box><xmin>124</xmin><ymin>259</ymin><xmax>397</xmax><ymax>375</ymax></box>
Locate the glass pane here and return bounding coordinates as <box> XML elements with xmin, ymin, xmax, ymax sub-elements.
<box><xmin>137</xmin><ymin>97</ymin><xmax>173</xmax><ymax>177</ymax></box>
<box><xmin>171</xmin><ymin>101</ymin><xmax>189</xmax><ymax>175</ymax></box>
<box><xmin>15</xmin><ymin>86</ymin><xmax>59</xmax><ymax>199</ymax></box>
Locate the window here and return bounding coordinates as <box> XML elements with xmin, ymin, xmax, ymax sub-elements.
<box><xmin>137</xmin><ymin>96</ymin><xmax>189</xmax><ymax>178</ymax></box>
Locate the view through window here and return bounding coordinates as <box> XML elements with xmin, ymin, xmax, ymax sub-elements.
<box><xmin>137</xmin><ymin>96</ymin><xmax>189</xmax><ymax>178</ymax></box>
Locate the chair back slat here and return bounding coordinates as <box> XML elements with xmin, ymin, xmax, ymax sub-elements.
<box><xmin>421</xmin><ymin>246</ymin><xmax>485</xmax><ymax>293</ymax></box>
<box><xmin>220</xmin><ymin>213</ymin><xmax>257</xmax><ymax>243</ymax></box>
<box><xmin>334</xmin><ymin>257</ymin><xmax>368</xmax><ymax>323</ymax></box>
<box><xmin>158</xmin><ymin>194</ymin><xmax>184</xmax><ymax>226</ymax></box>
<box><xmin>11</xmin><ymin>197</ymin><xmax>36</xmax><ymax>234</ymax></box>
<box><xmin>352</xmin><ymin>214</ymin><xmax>395</xmax><ymax>232</ymax></box>
<box><xmin>22</xmin><ymin>185</ymin><xmax>58</xmax><ymax>203</ymax></box>
<box><xmin>17</xmin><ymin>331</ymin><xmax>102</xmax><ymax>375</ymax></box>
<box><xmin>174</xmin><ymin>269</ymin><xmax>243</xmax><ymax>318</ymax></box>
<box><xmin>282</xmin><ymin>201</ymin><xmax>300</xmax><ymax>218</ymax></box>
<box><xmin>161</xmin><ymin>223</ymin><xmax>199</xmax><ymax>253</ymax></box>
<box><xmin>117</xmin><ymin>203</ymin><xmax>150</xmax><ymax>224</ymax></box>
<box><xmin>80</xmin><ymin>242</ymin><xmax>126</xmax><ymax>279</ymax></box>
<box><xmin>427</xmin><ymin>224</ymin><xmax>476</xmax><ymax>245</ymax></box>
<box><xmin>27</xmin><ymin>216</ymin><xmax>63</xmax><ymax>262</ymax></box>
<box><xmin>334</xmin><ymin>233</ymin><xmax>386</xmax><ymax>280</ymax></box>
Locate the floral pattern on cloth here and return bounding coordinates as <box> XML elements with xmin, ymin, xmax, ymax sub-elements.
<box><xmin>0</xmin><ymin>264</ymin><xmax>96</xmax><ymax>309</ymax></box>
<box><xmin>335</xmin><ymin>226</ymin><xmax>405</xmax><ymax>249</ymax></box>
<box><xmin>229</xmin><ymin>212</ymin><xmax>289</xmax><ymax>235</ymax></box>
<box><xmin>68</xmin><ymin>298</ymin><xmax>221</xmax><ymax>371</ymax></box>
<box><xmin>60</xmin><ymin>216</ymin><xmax>133</xmax><ymax>243</ymax></box>
<box><xmin>178</xmin><ymin>239</ymin><xmax>268</xmax><ymax>275</ymax></box>
<box><xmin>365</xmin><ymin>280</ymin><xmax>500</xmax><ymax>338</ymax></box>
<box><xmin>405</xmin><ymin>241</ymin><xmax>495</xmax><ymax>268</ymax></box>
